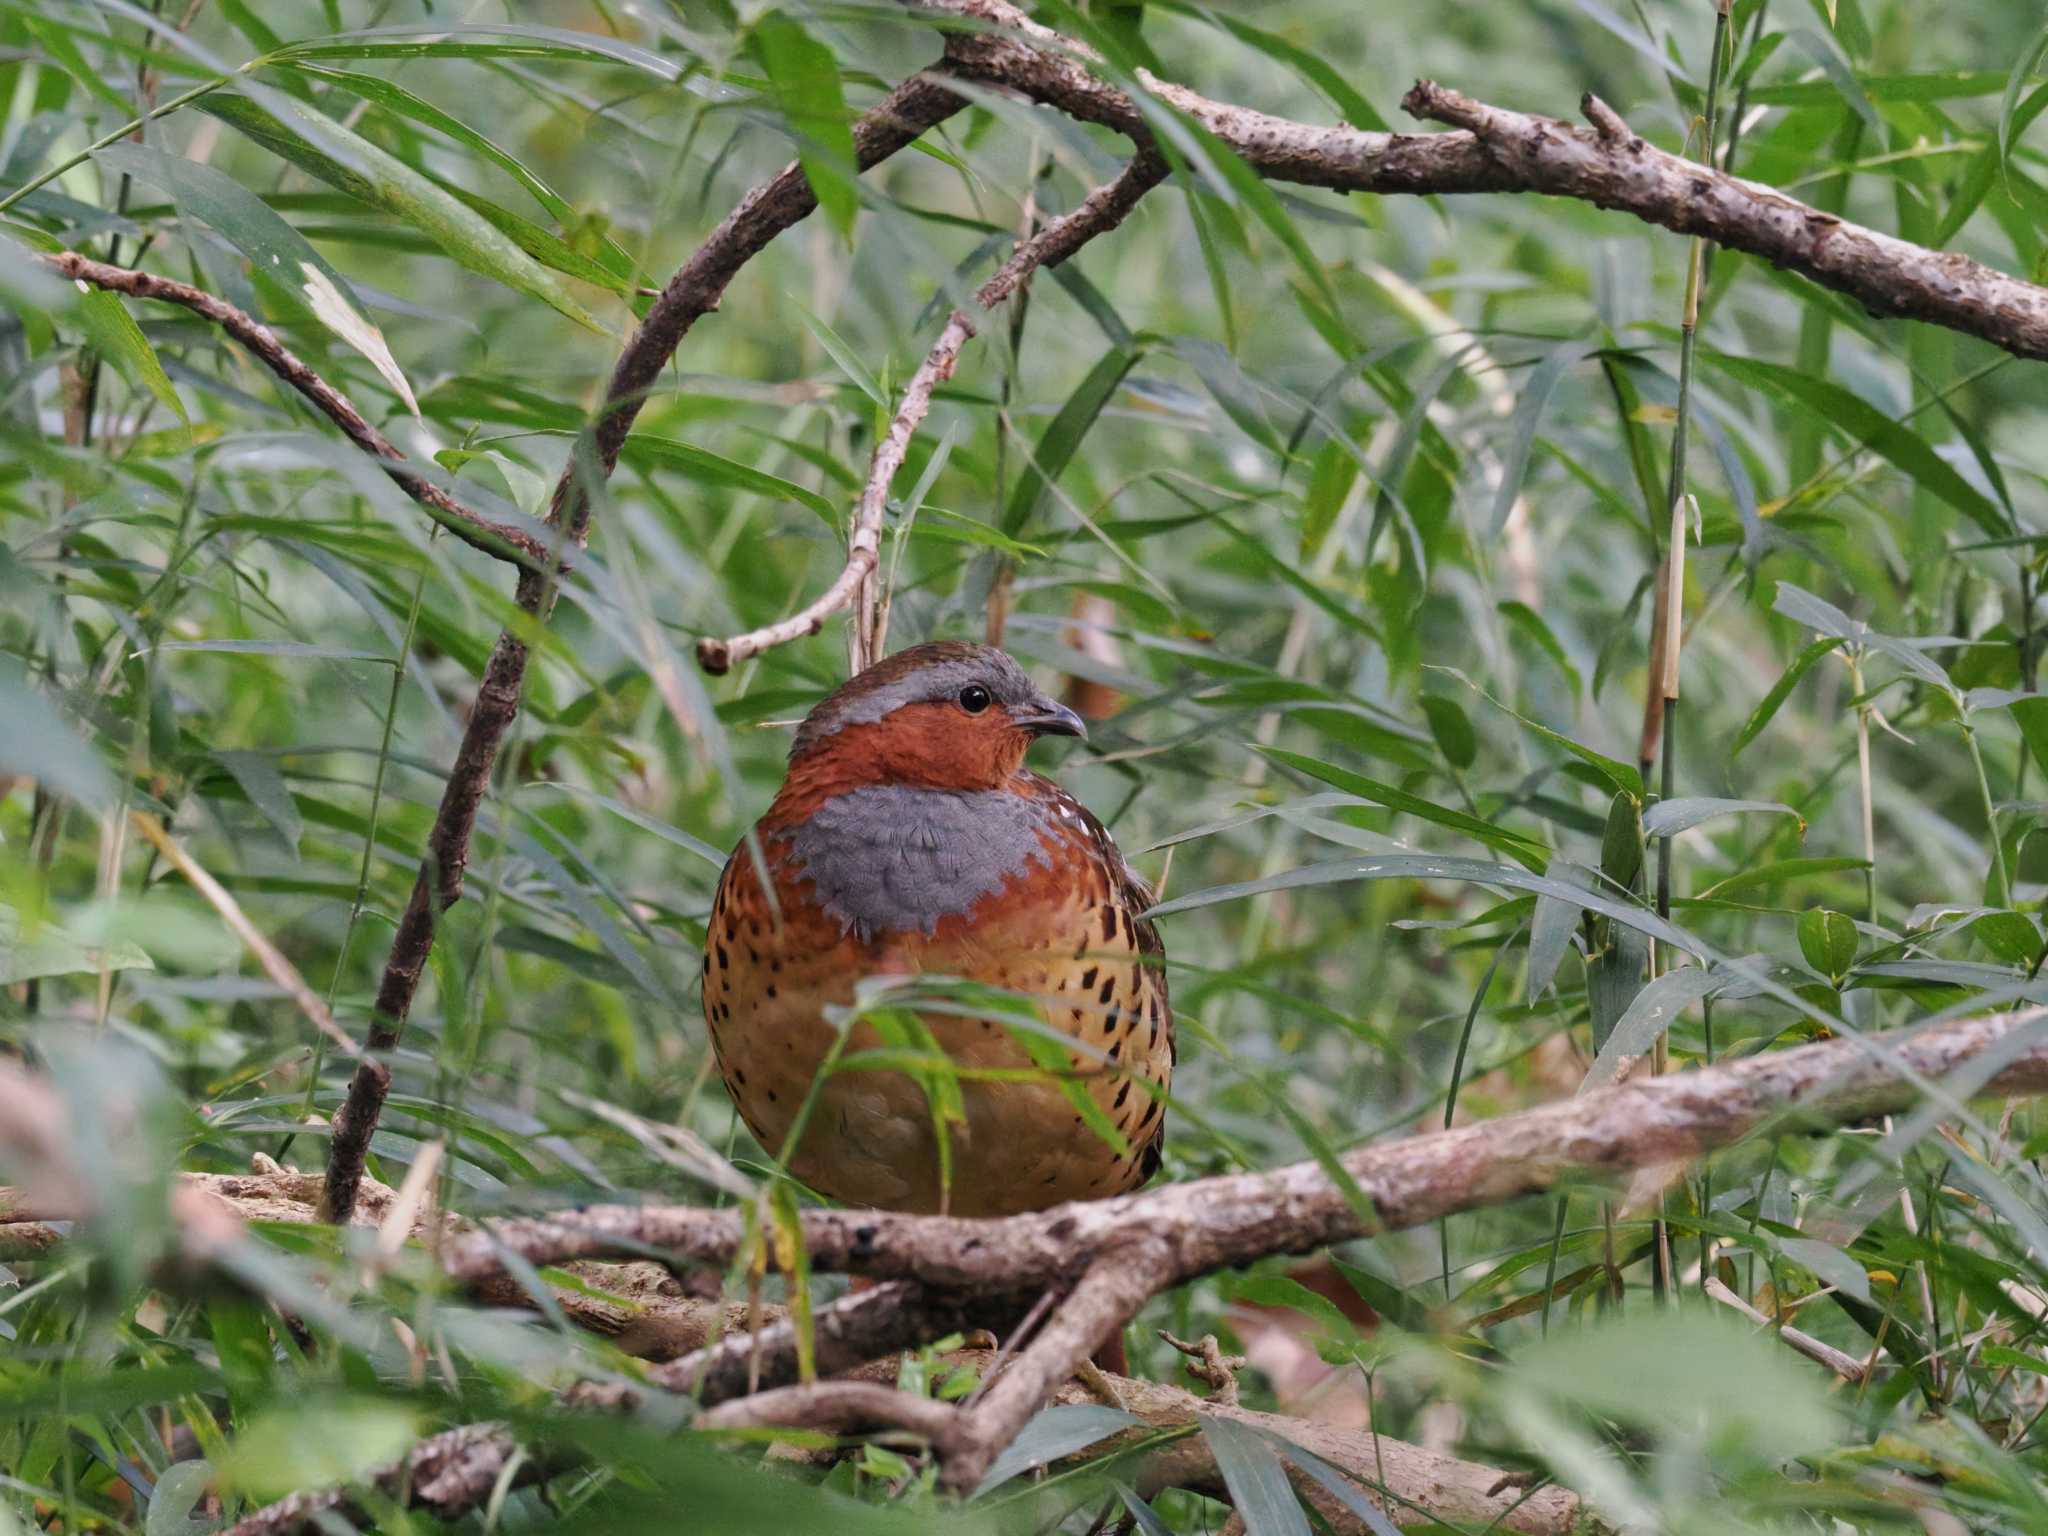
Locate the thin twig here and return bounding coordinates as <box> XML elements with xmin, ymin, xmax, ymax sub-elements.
<box><xmin>697</xmin><ymin>150</ymin><xmax>1166</xmax><ymax>675</ymax></box>
<box><xmin>39</xmin><ymin>251</ymin><xmax>551</xmax><ymax>568</ymax></box>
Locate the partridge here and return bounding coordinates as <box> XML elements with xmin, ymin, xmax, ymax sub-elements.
<box><xmin>703</xmin><ymin>642</ymin><xmax>1172</xmax><ymax>1217</ymax></box>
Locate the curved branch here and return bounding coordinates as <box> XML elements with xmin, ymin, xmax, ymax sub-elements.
<box><xmin>917</xmin><ymin>0</ymin><xmax>2048</xmax><ymax>362</ymax></box>
<box><xmin>317</xmin><ymin>68</ymin><xmax>969</xmax><ymax>1224</ymax></box>
<box><xmin>40</xmin><ymin>250</ymin><xmax>555</xmax><ymax>567</ymax></box>
<box><xmin>696</xmin><ymin>149</ymin><xmax>1168</xmax><ymax>675</ymax></box>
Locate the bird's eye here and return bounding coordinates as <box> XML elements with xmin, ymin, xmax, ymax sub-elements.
<box><xmin>957</xmin><ymin>684</ymin><xmax>992</xmax><ymax>714</ymax></box>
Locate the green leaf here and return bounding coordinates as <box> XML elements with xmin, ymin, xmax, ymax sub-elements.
<box><xmin>1797</xmin><ymin>907</ymin><xmax>1860</xmax><ymax>981</ymax></box>
<box><xmin>95</xmin><ymin>142</ymin><xmax>418</xmax><ymax>410</ymax></box>
<box><xmin>198</xmin><ymin>87</ymin><xmax>607</xmax><ymax>332</ymax></box>
<box><xmin>1195</xmin><ymin>12</ymin><xmax>1390</xmax><ymax>130</ymax></box>
<box><xmin>1497</xmin><ymin>600</ymin><xmax>1582</xmax><ymax>698</ymax></box>
<box><xmin>1434</xmin><ymin>666</ymin><xmax>1643</xmax><ymax>801</ymax></box>
<box><xmin>1642</xmin><ymin>797</ymin><xmax>1802</xmax><ymax>839</ymax></box>
<box><xmin>620</xmin><ymin>433</ymin><xmax>837</xmax><ymax>521</ymax></box>
<box><xmin>1733</xmin><ymin>635</ymin><xmax>1844</xmax><ymax>755</ymax></box>
<box><xmin>22</xmin><ymin>16</ymin><xmax>136</xmax><ymax>115</ymax></box>
<box><xmin>1258</xmin><ymin>746</ymin><xmax>1548</xmax><ymax>868</ymax></box>
<box><xmin>972</xmin><ymin>1404</ymin><xmax>1138</xmax><ymax>1495</ymax></box>
<box><xmin>275</xmin><ymin>22</ymin><xmax>683</xmax><ymax>77</ymax></box>
<box><xmin>1003</xmin><ymin>345</ymin><xmax>1141</xmax><ymax>535</ymax></box>
<box><xmin>214</xmin><ymin>1397</ymin><xmax>419</xmax><ymax>1499</ymax></box>
<box><xmin>1998</xmin><ymin>18</ymin><xmax>2048</xmax><ymax>197</ymax></box>
<box><xmin>0</xmin><ymin>907</ymin><xmax>154</xmax><ymax>986</ymax></box>
<box><xmin>1149</xmin><ymin>854</ymin><xmax>1704</xmax><ymax>959</ymax></box>
<box><xmin>1508</xmin><ymin>1310</ymin><xmax>1839</xmax><ymax>1456</ymax></box>
<box><xmin>2010</xmin><ymin>696</ymin><xmax>2048</xmax><ymax>783</ymax></box>
<box><xmin>1694</xmin><ymin>856</ymin><xmax>1871</xmax><ymax>900</ymax></box>
<box><xmin>1526</xmin><ymin>860</ymin><xmax>1590</xmax><ymax>1003</ymax></box>
<box><xmin>213</xmin><ymin>750</ymin><xmax>303</xmax><ymax>853</ymax></box>
<box><xmin>1419</xmin><ymin>694</ymin><xmax>1477</xmax><ymax>770</ymax></box>
<box><xmin>1300</xmin><ymin>436</ymin><xmax>1360</xmax><ymax>559</ymax></box>
<box><xmin>1200</xmin><ymin>1416</ymin><xmax>1313</xmax><ymax>1536</ymax></box>
<box><xmin>1583</xmin><ymin>964</ymin><xmax>1721</xmax><ymax>1088</ymax></box>
<box><xmin>75</xmin><ymin>287</ymin><xmax>186</xmax><ymax>425</ymax></box>
<box><xmin>1492</xmin><ymin>339</ymin><xmax>1598</xmax><ymax>536</ymax></box>
<box><xmin>0</xmin><ymin>659</ymin><xmax>114</xmax><ymax>810</ymax></box>
<box><xmin>750</xmin><ymin>14</ymin><xmax>858</xmax><ymax>242</ymax></box>
<box><xmin>1710</xmin><ymin>351</ymin><xmax>2008</xmax><ymax>536</ymax></box>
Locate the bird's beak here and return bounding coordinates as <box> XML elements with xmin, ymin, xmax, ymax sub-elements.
<box><xmin>1012</xmin><ymin>695</ymin><xmax>1087</xmax><ymax>740</ymax></box>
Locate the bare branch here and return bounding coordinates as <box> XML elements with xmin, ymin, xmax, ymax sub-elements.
<box><xmin>913</xmin><ymin>0</ymin><xmax>2048</xmax><ymax>363</ymax></box>
<box><xmin>948</xmin><ymin>1244</ymin><xmax>1172</xmax><ymax>1489</ymax></box>
<box><xmin>1704</xmin><ymin>1275</ymin><xmax>1873</xmax><ymax>1383</ymax></box>
<box><xmin>697</xmin><ymin>150</ymin><xmax>1167</xmax><ymax>675</ymax></box>
<box><xmin>39</xmin><ymin>250</ymin><xmax>554</xmax><ymax>567</ymax></box>
<box><xmin>318</xmin><ymin>69</ymin><xmax>968</xmax><ymax>1224</ymax></box>
<box><xmin>699</xmin><ymin>1380</ymin><xmax>969</xmax><ymax>1451</ymax></box>
<box><xmin>438</xmin><ymin>1008</ymin><xmax>2048</xmax><ymax>1299</ymax></box>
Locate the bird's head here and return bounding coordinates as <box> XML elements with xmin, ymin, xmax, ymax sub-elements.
<box><xmin>782</xmin><ymin>642</ymin><xmax>1086</xmax><ymax>794</ymax></box>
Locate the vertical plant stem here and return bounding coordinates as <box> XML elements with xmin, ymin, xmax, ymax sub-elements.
<box><xmin>1698</xmin><ymin>995</ymin><xmax>1715</xmax><ymax>1298</ymax></box>
<box><xmin>1849</xmin><ymin>654</ymin><xmax>1878</xmax><ymax>924</ymax></box>
<box><xmin>1643</xmin><ymin>0</ymin><xmax>1731</xmax><ymax>1306</ymax></box>
<box><xmin>2019</xmin><ymin>562</ymin><xmax>2037</xmax><ymax>799</ymax></box>
<box><xmin>1963</xmin><ymin>720</ymin><xmax>2010</xmax><ymax>907</ymax></box>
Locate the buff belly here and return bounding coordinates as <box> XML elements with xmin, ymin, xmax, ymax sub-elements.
<box><xmin>704</xmin><ymin>883</ymin><xmax>1170</xmax><ymax>1217</ymax></box>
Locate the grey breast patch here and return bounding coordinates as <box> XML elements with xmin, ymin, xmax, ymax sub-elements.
<box><xmin>782</xmin><ymin>784</ymin><xmax>1060</xmax><ymax>940</ymax></box>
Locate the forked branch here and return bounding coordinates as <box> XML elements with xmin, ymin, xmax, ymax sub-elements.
<box><xmin>696</xmin><ymin>149</ymin><xmax>1168</xmax><ymax>675</ymax></box>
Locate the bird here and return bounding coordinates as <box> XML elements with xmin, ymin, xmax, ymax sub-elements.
<box><xmin>702</xmin><ymin>641</ymin><xmax>1172</xmax><ymax>1220</ymax></box>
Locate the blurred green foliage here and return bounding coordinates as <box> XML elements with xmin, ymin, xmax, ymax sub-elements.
<box><xmin>7</xmin><ymin>0</ymin><xmax>2048</xmax><ymax>1531</ymax></box>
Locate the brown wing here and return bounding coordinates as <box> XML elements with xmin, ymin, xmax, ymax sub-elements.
<box><xmin>1023</xmin><ymin>771</ymin><xmax>1173</xmax><ymax>1187</ymax></box>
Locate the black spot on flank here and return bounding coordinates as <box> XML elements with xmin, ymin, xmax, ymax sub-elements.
<box><xmin>1149</xmin><ymin>1019</ymin><xmax>1160</xmax><ymax>1046</ymax></box>
<box><xmin>1073</xmin><ymin>938</ymin><xmax>1089</xmax><ymax>960</ymax></box>
<box><xmin>1103</xmin><ymin>1016</ymin><xmax>1118</xmax><ymax>1035</ymax></box>
<box><xmin>1080</xmin><ymin>967</ymin><xmax>1099</xmax><ymax>991</ymax></box>
<box><xmin>981</xmin><ymin>1020</ymin><xmax>994</xmax><ymax>1030</ymax></box>
<box><xmin>766</xmin><ymin>1090</ymin><xmax>778</xmax><ymax>1103</ymax></box>
<box><xmin>1057</xmin><ymin>977</ymin><xmax>1069</xmax><ymax>991</ymax></box>
<box><xmin>765</xmin><ymin>985</ymin><xmax>778</xmax><ymax>1000</ymax></box>
<box><xmin>1072</xmin><ymin>1114</ymin><xmax>1082</xmax><ymax>1125</ymax></box>
<box><xmin>1139</xmin><ymin>1100</ymin><xmax>1158</xmax><ymax>1126</ymax></box>
<box><xmin>1108</xmin><ymin>1040</ymin><xmax>1123</xmax><ymax>1062</ymax></box>
<box><xmin>771</xmin><ymin>960</ymin><xmax>782</xmax><ymax>974</ymax></box>
<box><xmin>715</xmin><ymin>944</ymin><xmax>729</xmax><ymax>969</ymax></box>
<box><xmin>1101</xmin><ymin>907</ymin><xmax>1117</xmax><ymax>941</ymax></box>
<box><xmin>1114</xmin><ymin>1082</ymin><xmax>1130</xmax><ymax>1108</ymax></box>
<box><xmin>1097</xmin><ymin>976</ymin><xmax>1115</xmax><ymax>1006</ymax></box>
<box><xmin>747</xmin><ymin>947</ymin><xmax>760</xmax><ymax>964</ymax></box>
<box><xmin>701</xmin><ymin>954</ymin><xmax>710</xmax><ymax>974</ymax></box>
<box><xmin>749</xmin><ymin>919</ymin><xmax>761</xmax><ymax>938</ymax></box>
<box><xmin>724</xmin><ymin>920</ymin><xmax>737</xmax><ymax>941</ymax></box>
<box><xmin>1121</xmin><ymin>910</ymin><xmax>1134</xmax><ymax>944</ymax></box>
<box><xmin>1043</xmin><ymin>1173</ymin><xmax>1059</xmax><ymax>1185</ymax></box>
<box><xmin>734</xmin><ymin>1068</ymin><xmax>746</xmax><ymax>1085</ymax></box>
